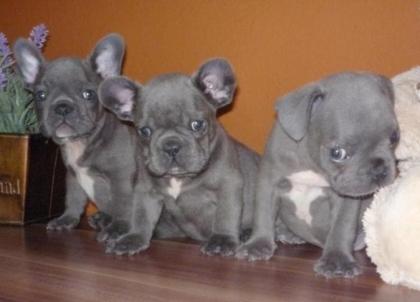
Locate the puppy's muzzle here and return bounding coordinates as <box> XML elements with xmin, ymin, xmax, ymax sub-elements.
<box><xmin>54</xmin><ymin>102</ymin><xmax>75</xmax><ymax>117</ymax></box>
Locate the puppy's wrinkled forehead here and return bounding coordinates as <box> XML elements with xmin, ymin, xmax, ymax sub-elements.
<box><xmin>140</xmin><ymin>74</ymin><xmax>211</xmax><ymax>125</ymax></box>
<box><xmin>324</xmin><ymin>74</ymin><xmax>392</xmax><ymax>109</ymax></box>
<box><xmin>40</xmin><ymin>58</ymin><xmax>100</xmax><ymax>86</ymax></box>
<box><xmin>320</xmin><ymin>73</ymin><xmax>397</xmax><ymax>137</ymax></box>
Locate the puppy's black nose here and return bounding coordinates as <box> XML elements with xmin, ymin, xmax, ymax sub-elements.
<box><xmin>54</xmin><ymin>103</ymin><xmax>74</xmax><ymax>116</ymax></box>
<box><xmin>371</xmin><ymin>158</ymin><xmax>388</xmax><ymax>182</ymax></box>
<box><xmin>163</xmin><ymin>139</ymin><xmax>182</xmax><ymax>157</ymax></box>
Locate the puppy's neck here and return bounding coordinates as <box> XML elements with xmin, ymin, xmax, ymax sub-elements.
<box><xmin>62</xmin><ymin>139</ymin><xmax>87</xmax><ymax>168</ymax></box>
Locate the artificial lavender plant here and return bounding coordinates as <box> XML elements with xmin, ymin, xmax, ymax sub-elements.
<box><xmin>0</xmin><ymin>24</ymin><xmax>49</xmax><ymax>133</ymax></box>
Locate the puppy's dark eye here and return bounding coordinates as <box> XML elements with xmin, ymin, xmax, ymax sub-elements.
<box><xmin>190</xmin><ymin>120</ymin><xmax>205</xmax><ymax>132</ymax></box>
<box><xmin>390</xmin><ymin>130</ymin><xmax>400</xmax><ymax>146</ymax></box>
<box><xmin>34</xmin><ymin>90</ymin><xmax>47</xmax><ymax>102</ymax></box>
<box><xmin>82</xmin><ymin>89</ymin><xmax>96</xmax><ymax>101</ymax></box>
<box><xmin>139</xmin><ymin>126</ymin><xmax>152</xmax><ymax>138</ymax></box>
<box><xmin>330</xmin><ymin>147</ymin><xmax>348</xmax><ymax>162</ymax></box>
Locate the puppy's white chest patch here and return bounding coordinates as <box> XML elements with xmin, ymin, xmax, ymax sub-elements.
<box><xmin>287</xmin><ymin>170</ymin><xmax>330</xmax><ymax>187</ymax></box>
<box><xmin>286</xmin><ymin>170</ymin><xmax>329</xmax><ymax>225</ymax></box>
<box><xmin>64</xmin><ymin>141</ymin><xmax>95</xmax><ymax>200</ymax></box>
<box><xmin>76</xmin><ymin>168</ymin><xmax>95</xmax><ymax>201</ymax></box>
<box><xmin>167</xmin><ymin>178</ymin><xmax>183</xmax><ymax>199</ymax></box>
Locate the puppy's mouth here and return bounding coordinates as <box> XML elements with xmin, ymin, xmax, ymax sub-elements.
<box><xmin>337</xmin><ymin>191</ymin><xmax>375</xmax><ymax>200</ymax></box>
<box><xmin>330</xmin><ymin>168</ymin><xmax>395</xmax><ymax>200</ymax></box>
<box><xmin>55</xmin><ymin>122</ymin><xmax>76</xmax><ymax>138</ymax></box>
<box><xmin>333</xmin><ymin>181</ymin><xmax>389</xmax><ymax>200</ymax></box>
<box><xmin>153</xmin><ymin>166</ymin><xmax>201</xmax><ymax>178</ymax></box>
<box><xmin>54</xmin><ymin>121</ymin><xmax>95</xmax><ymax>141</ymax></box>
<box><xmin>146</xmin><ymin>160</ymin><xmax>207</xmax><ymax>179</ymax></box>
<box><xmin>166</xmin><ymin>170</ymin><xmax>198</xmax><ymax>178</ymax></box>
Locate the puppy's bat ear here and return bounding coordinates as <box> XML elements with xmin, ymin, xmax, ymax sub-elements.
<box><xmin>98</xmin><ymin>76</ymin><xmax>139</xmax><ymax>122</ymax></box>
<box><xmin>89</xmin><ymin>33</ymin><xmax>125</xmax><ymax>79</ymax></box>
<box><xmin>372</xmin><ymin>74</ymin><xmax>395</xmax><ymax>105</ymax></box>
<box><xmin>13</xmin><ymin>38</ymin><xmax>45</xmax><ymax>85</ymax></box>
<box><xmin>276</xmin><ymin>83</ymin><xmax>325</xmax><ymax>141</ymax></box>
<box><xmin>192</xmin><ymin>58</ymin><xmax>236</xmax><ymax>110</ymax></box>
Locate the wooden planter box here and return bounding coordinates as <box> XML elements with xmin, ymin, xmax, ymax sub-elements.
<box><xmin>0</xmin><ymin>134</ymin><xmax>65</xmax><ymax>225</ymax></box>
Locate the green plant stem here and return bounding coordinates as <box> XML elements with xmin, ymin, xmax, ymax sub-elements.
<box><xmin>1</xmin><ymin>60</ymin><xmax>16</xmax><ymax>70</ymax></box>
<box><xmin>0</xmin><ymin>74</ymin><xmax>39</xmax><ymax>133</ymax></box>
<box><xmin>0</xmin><ymin>53</ymin><xmax>12</xmax><ymax>67</ymax></box>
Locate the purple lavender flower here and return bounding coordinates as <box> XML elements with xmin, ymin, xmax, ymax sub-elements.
<box><xmin>0</xmin><ymin>32</ymin><xmax>12</xmax><ymax>67</ymax></box>
<box><xmin>0</xmin><ymin>33</ymin><xmax>11</xmax><ymax>58</ymax></box>
<box><xmin>0</xmin><ymin>69</ymin><xmax>7</xmax><ymax>90</ymax></box>
<box><xmin>0</xmin><ymin>24</ymin><xmax>48</xmax><ymax>90</ymax></box>
<box><xmin>0</xmin><ymin>33</ymin><xmax>10</xmax><ymax>88</ymax></box>
<box><xmin>29</xmin><ymin>24</ymin><xmax>48</xmax><ymax>49</ymax></box>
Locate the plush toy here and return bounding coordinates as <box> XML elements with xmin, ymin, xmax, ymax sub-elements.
<box><xmin>363</xmin><ymin>67</ymin><xmax>420</xmax><ymax>290</ymax></box>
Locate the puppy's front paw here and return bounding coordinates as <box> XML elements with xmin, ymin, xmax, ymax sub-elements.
<box><xmin>236</xmin><ymin>237</ymin><xmax>277</xmax><ymax>261</ymax></box>
<box><xmin>105</xmin><ymin>233</ymin><xmax>149</xmax><ymax>256</ymax></box>
<box><xmin>96</xmin><ymin>220</ymin><xmax>130</xmax><ymax>243</ymax></box>
<box><xmin>88</xmin><ymin>211</ymin><xmax>112</xmax><ymax>231</ymax></box>
<box><xmin>46</xmin><ymin>215</ymin><xmax>79</xmax><ymax>231</ymax></box>
<box><xmin>201</xmin><ymin>234</ymin><xmax>238</xmax><ymax>257</ymax></box>
<box><xmin>314</xmin><ymin>252</ymin><xmax>361</xmax><ymax>278</ymax></box>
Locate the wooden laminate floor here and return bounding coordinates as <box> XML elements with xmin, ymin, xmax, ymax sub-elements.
<box><xmin>0</xmin><ymin>224</ymin><xmax>419</xmax><ymax>302</ymax></box>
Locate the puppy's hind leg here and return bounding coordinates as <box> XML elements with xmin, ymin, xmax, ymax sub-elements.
<box><xmin>88</xmin><ymin>211</ymin><xmax>112</xmax><ymax>231</ymax></box>
<box><xmin>275</xmin><ymin>218</ymin><xmax>306</xmax><ymax>245</ymax></box>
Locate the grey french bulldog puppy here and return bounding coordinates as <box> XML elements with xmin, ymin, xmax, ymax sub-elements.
<box><xmin>98</xmin><ymin>58</ymin><xmax>260</xmax><ymax>256</ymax></box>
<box><xmin>237</xmin><ymin>72</ymin><xmax>399</xmax><ymax>277</ymax></box>
<box><xmin>13</xmin><ymin>34</ymin><xmax>142</xmax><ymax>253</ymax></box>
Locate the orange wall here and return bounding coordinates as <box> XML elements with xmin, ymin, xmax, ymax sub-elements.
<box><xmin>1</xmin><ymin>0</ymin><xmax>420</xmax><ymax>153</ymax></box>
